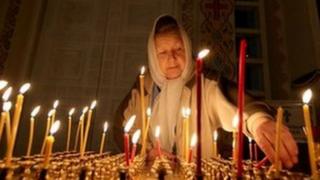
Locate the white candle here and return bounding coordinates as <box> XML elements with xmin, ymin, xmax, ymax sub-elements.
<box><xmin>26</xmin><ymin>106</ymin><xmax>40</xmax><ymax>156</ymax></box>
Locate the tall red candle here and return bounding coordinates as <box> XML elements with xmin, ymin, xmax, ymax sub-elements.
<box><xmin>123</xmin><ymin>115</ymin><xmax>136</xmax><ymax>166</ymax></box>
<box><xmin>249</xmin><ymin>137</ymin><xmax>253</xmax><ymax>161</ymax></box>
<box><xmin>195</xmin><ymin>49</ymin><xmax>209</xmax><ymax>176</ymax></box>
<box><xmin>236</xmin><ymin>39</ymin><xmax>247</xmax><ymax>177</ymax></box>
<box><xmin>188</xmin><ymin>133</ymin><xmax>197</xmax><ymax>163</ymax></box>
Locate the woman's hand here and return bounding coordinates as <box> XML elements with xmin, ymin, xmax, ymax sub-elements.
<box><xmin>252</xmin><ymin>118</ymin><xmax>298</xmax><ymax>168</ymax></box>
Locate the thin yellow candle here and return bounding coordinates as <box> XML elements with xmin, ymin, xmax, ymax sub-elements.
<box><xmin>66</xmin><ymin>108</ymin><xmax>75</xmax><ymax>151</ymax></box>
<box><xmin>3</xmin><ymin>102</ymin><xmax>12</xmax><ymax>149</ymax></box>
<box><xmin>213</xmin><ymin>130</ymin><xmax>218</xmax><ymax>157</ymax></box>
<box><xmin>26</xmin><ymin>106</ymin><xmax>40</xmax><ymax>156</ymax></box>
<box><xmin>99</xmin><ymin>121</ymin><xmax>109</xmax><ymax>154</ymax></box>
<box><xmin>0</xmin><ymin>80</ymin><xmax>8</xmax><ymax>91</ymax></box>
<box><xmin>82</xmin><ymin>100</ymin><xmax>97</xmax><ymax>155</ymax></box>
<box><xmin>50</xmin><ymin>100</ymin><xmax>59</xmax><ymax>127</ymax></box>
<box><xmin>139</xmin><ymin>66</ymin><xmax>146</xmax><ymax>145</ymax></box>
<box><xmin>0</xmin><ymin>87</ymin><xmax>11</xmax><ymax>143</ymax></box>
<box><xmin>6</xmin><ymin>83</ymin><xmax>30</xmax><ymax>166</ymax></box>
<box><xmin>232</xmin><ymin>114</ymin><xmax>239</xmax><ymax>164</ymax></box>
<box><xmin>41</xmin><ymin>109</ymin><xmax>54</xmax><ymax>154</ymax></box>
<box><xmin>43</xmin><ymin>120</ymin><xmax>60</xmax><ymax>168</ymax></box>
<box><xmin>141</xmin><ymin>107</ymin><xmax>151</xmax><ymax>156</ymax></box>
<box><xmin>79</xmin><ymin>106</ymin><xmax>88</xmax><ymax>155</ymax></box>
<box><xmin>274</xmin><ymin>106</ymin><xmax>283</xmax><ymax>177</ymax></box>
<box><xmin>302</xmin><ymin>89</ymin><xmax>318</xmax><ymax>179</ymax></box>
<box><xmin>182</xmin><ymin>107</ymin><xmax>191</xmax><ymax>160</ymax></box>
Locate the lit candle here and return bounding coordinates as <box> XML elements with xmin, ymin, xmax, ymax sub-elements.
<box><xmin>82</xmin><ymin>100</ymin><xmax>97</xmax><ymax>155</ymax></box>
<box><xmin>79</xmin><ymin>106</ymin><xmax>88</xmax><ymax>156</ymax></box>
<box><xmin>0</xmin><ymin>103</ymin><xmax>10</xmax><ymax>143</ymax></box>
<box><xmin>99</xmin><ymin>121</ymin><xmax>108</xmax><ymax>154</ymax></box>
<box><xmin>0</xmin><ymin>87</ymin><xmax>12</xmax><ymax>144</ymax></box>
<box><xmin>213</xmin><ymin>130</ymin><xmax>218</xmax><ymax>157</ymax></box>
<box><xmin>130</xmin><ymin>129</ymin><xmax>141</xmax><ymax>162</ymax></box>
<box><xmin>188</xmin><ymin>133</ymin><xmax>197</xmax><ymax>163</ymax></box>
<box><xmin>66</xmin><ymin>108</ymin><xmax>75</xmax><ymax>151</ymax></box>
<box><xmin>41</xmin><ymin>109</ymin><xmax>54</xmax><ymax>154</ymax></box>
<box><xmin>236</xmin><ymin>39</ymin><xmax>247</xmax><ymax>177</ymax></box>
<box><xmin>232</xmin><ymin>114</ymin><xmax>239</xmax><ymax>163</ymax></box>
<box><xmin>0</xmin><ymin>80</ymin><xmax>8</xmax><ymax>91</ymax></box>
<box><xmin>139</xmin><ymin>66</ymin><xmax>146</xmax><ymax>148</ymax></box>
<box><xmin>248</xmin><ymin>137</ymin><xmax>253</xmax><ymax>161</ymax></box>
<box><xmin>155</xmin><ymin>125</ymin><xmax>162</xmax><ymax>157</ymax></box>
<box><xmin>124</xmin><ymin>115</ymin><xmax>136</xmax><ymax>166</ymax></box>
<box><xmin>3</xmin><ymin>102</ymin><xmax>12</xmax><ymax>149</ymax></box>
<box><xmin>74</xmin><ymin>107</ymin><xmax>88</xmax><ymax>151</ymax></box>
<box><xmin>182</xmin><ymin>107</ymin><xmax>191</xmax><ymax>160</ymax></box>
<box><xmin>26</xmin><ymin>106</ymin><xmax>40</xmax><ymax>156</ymax></box>
<box><xmin>43</xmin><ymin>120</ymin><xmax>60</xmax><ymax>168</ymax></box>
<box><xmin>274</xmin><ymin>106</ymin><xmax>283</xmax><ymax>176</ymax></box>
<box><xmin>195</xmin><ymin>49</ymin><xmax>210</xmax><ymax>176</ymax></box>
<box><xmin>141</xmin><ymin>107</ymin><xmax>151</xmax><ymax>156</ymax></box>
<box><xmin>301</xmin><ymin>89</ymin><xmax>318</xmax><ymax>179</ymax></box>
<box><xmin>50</xmin><ymin>100</ymin><xmax>59</xmax><ymax>127</ymax></box>
<box><xmin>6</xmin><ymin>83</ymin><xmax>30</xmax><ymax>166</ymax></box>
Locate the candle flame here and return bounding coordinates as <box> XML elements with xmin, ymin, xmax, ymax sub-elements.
<box><xmin>140</xmin><ymin>66</ymin><xmax>146</xmax><ymax>75</ymax></box>
<box><xmin>182</xmin><ymin>107</ymin><xmax>191</xmax><ymax>118</ymax></box>
<box><xmin>3</xmin><ymin>101</ymin><xmax>12</xmax><ymax>111</ymax></box>
<box><xmin>248</xmin><ymin>137</ymin><xmax>252</xmax><ymax>143</ymax></box>
<box><xmin>190</xmin><ymin>133</ymin><xmax>197</xmax><ymax>147</ymax></box>
<box><xmin>53</xmin><ymin>100</ymin><xmax>59</xmax><ymax>109</ymax></box>
<box><xmin>31</xmin><ymin>106</ymin><xmax>41</xmax><ymax>117</ymax></box>
<box><xmin>90</xmin><ymin>100</ymin><xmax>97</xmax><ymax>109</ymax></box>
<box><xmin>302</xmin><ymin>89</ymin><xmax>312</xmax><ymax>104</ymax></box>
<box><xmin>103</xmin><ymin>121</ymin><xmax>109</xmax><ymax>133</ymax></box>
<box><xmin>0</xmin><ymin>80</ymin><xmax>8</xmax><ymax>90</ymax></box>
<box><xmin>2</xmin><ymin>87</ymin><xmax>12</xmax><ymax>101</ymax></box>
<box><xmin>82</xmin><ymin>106</ymin><xmax>89</xmax><ymax>114</ymax></box>
<box><xmin>124</xmin><ymin>115</ymin><xmax>136</xmax><ymax>132</ymax></box>
<box><xmin>68</xmin><ymin>108</ymin><xmax>75</xmax><ymax>116</ymax></box>
<box><xmin>197</xmin><ymin>49</ymin><xmax>210</xmax><ymax>59</ymax></box>
<box><xmin>155</xmin><ymin>125</ymin><xmax>160</xmax><ymax>138</ymax></box>
<box><xmin>19</xmin><ymin>83</ymin><xmax>31</xmax><ymax>94</ymax></box>
<box><xmin>232</xmin><ymin>114</ymin><xmax>239</xmax><ymax>129</ymax></box>
<box><xmin>146</xmin><ymin>107</ymin><xmax>152</xmax><ymax>117</ymax></box>
<box><xmin>132</xmin><ymin>129</ymin><xmax>141</xmax><ymax>144</ymax></box>
<box><xmin>50</xmin><ymin>120</ymin><xmax>61</xmax><ymax>135</ymax></box>
<box><xmin>213</xmin><ymin>130</ymin><xmax>218</xmax><ymax>141</ymax></box>
<box><xmin>48</xmin><ymin>109</ymin><xmax>55</xmax><ymax>117</ymax></box>
<box><xmin>302</xmin><ymin>127</ymin><xmax>307</xmax><ymax>135</ymax></box>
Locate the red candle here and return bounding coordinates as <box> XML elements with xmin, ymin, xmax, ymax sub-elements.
<box><xmin>124</xmin><ymin>115</ymin><xmax>136</xmax><ymax>166</ymax></box>
<box><xmin>195</xmin><ymin>49</ymin><xmax>209</xmax><ymax>176</ymax></box>
<box><xmin>130</xmin><ymin>129</ymin><xmax>141</xmax><ymax>162</ymax></box>
<box><xmin>254</xmin><ymin>142</ymin><xmax>258</xmax><ymax>161</ymax></box>
<box><xmin>236</xmin><ymin>39</ymin><xmax>247</xmax><ymax>177</ymax></box>
<box><xmin>188</xmin><ymin>133</ymin><xmax>197</xmax><ymax>163</ymax></box>
<box><xmin>155</xmin><ymin>126</ymin><xmax>162</xmax><ymax>157</ymax></box>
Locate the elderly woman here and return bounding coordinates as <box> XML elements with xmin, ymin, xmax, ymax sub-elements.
<box><xmin>114</xmin><ymin>15</ymin><xmax>298</xmax><ymax>168</ymax></box>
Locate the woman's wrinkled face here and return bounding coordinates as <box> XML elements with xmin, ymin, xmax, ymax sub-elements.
<box><xmin>155</xmin><ymin>32</ymin><xmax>186</xmax><ymax>80</ymax></box>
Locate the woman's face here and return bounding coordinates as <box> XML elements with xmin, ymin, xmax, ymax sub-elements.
<box><xmin>155</xmin><ymin>32</ymin><xmax>186</xmax><ymax>80</ymax></box>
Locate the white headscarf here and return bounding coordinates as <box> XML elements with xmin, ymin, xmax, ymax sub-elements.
<box><xmin>148</xmin><ymin>15</ymin><xmax>194</xmax><ymax>151</ymax></box>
